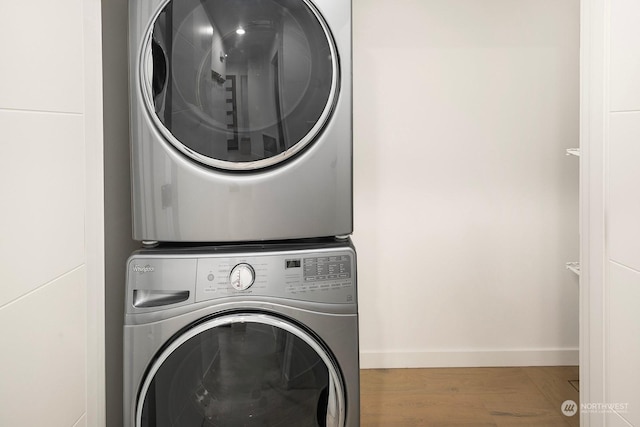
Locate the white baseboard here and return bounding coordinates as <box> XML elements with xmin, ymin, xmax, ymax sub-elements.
<box><xmin>360</xmin><ymin>348</ymin><xmax>579</xmax><ymax>369</ymax></box>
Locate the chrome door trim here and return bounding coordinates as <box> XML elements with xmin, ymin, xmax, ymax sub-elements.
<box><xmin>135</xmin><ymin>312</ymin><xmax>346</xmax><ymax>426</ymax></box>
<box><xmin>138</xmin><ymin>0</ymin><xmax>340</xmax><ymax>171</ymax></box>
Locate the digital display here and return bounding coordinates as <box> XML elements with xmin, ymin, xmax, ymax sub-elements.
<box><xmin>285</xmin><ymin>259</ymin><xmax>301</xmax><ymax>269</ymax></box>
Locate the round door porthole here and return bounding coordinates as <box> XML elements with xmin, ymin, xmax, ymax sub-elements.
<box><xmin>140</xmin><ymin>0</ymin><xmax>339</xmax><ymax>171</ymax></box>
<box><xmin>136</xmin><ymin>313</ymin><xmax>345</xmax><ymax>426</ymax></box>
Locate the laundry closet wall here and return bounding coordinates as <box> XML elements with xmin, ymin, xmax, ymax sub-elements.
<box><xmin>101</xmin><ymin>0</ymin><xmax>138</xmax><ymax>425</ymax></box>
<box><xmin>353</xmin><ymin>0</ymin><xmax>581</xmax><ymax>368</ymax></box>
<box><xmin>0</xmin><ymin>0</ymin><xmax>105</xmax><ymax>425</ymax></box>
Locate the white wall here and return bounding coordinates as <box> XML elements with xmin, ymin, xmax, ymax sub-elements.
<box><xmin>606</xmin><ymin>9</ymin><xmax>640</xmax><ymax>426</ymax></box>
<box><xmin>581</xmin><ymin>0</ymin><xmax>640</xmax><ymax>425</ymax></box>
<box><xmin>353</xmin><ymin>0</ymin><xmax>581</xmax><ymax>368</ymax></box>
<box><xmin>0</xmin><ymin>0</ymin><xmax>104</xmax><ymax>426</ymax></box>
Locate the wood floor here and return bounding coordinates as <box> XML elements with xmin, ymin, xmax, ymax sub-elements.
<box><xmin>360</xmin><ymin>366</ymin><xmax>579</xmax><ymax>426</ymax></box>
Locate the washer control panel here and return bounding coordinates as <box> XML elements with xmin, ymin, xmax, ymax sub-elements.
<box><xmin>194</xmin><ymin>248</ymin><xmax>355</xmax><ymax>305</ymax></box>
<box><xmin>127</xmin><ymin>246</ymin><xmax>356</xmax><ymax>311</ymax></box>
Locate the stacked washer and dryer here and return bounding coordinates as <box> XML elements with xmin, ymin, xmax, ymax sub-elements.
<box><xmin>123</xmin><ymin>0</ymin><xmax>358</xmax><ymax>426</ymax></box>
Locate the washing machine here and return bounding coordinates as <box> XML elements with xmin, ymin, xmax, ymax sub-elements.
<box><xmin>123</xmin><ymin>239</ymin><xmax>359</xmax><ymax>426</ymax></box>
<box><xmin>128</xmin><ymin>0</ymin><xmax>352</xmax><ymax>243</ymax></box>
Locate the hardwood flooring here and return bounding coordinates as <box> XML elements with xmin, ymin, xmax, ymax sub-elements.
<box><xmin>360</xmin><ymin>366</ymin><xmax>579</xmax><ymax>426</ymax></box>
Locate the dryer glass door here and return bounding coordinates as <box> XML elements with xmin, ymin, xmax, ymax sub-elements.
<box><xmin>142</xmin><ymin>0</ymin><xmax>338</xmax><ymax>170</ymax></box>
<box><xmin>137</xmin><ymin>313</ymin><xmax>345</xmax><ymax>426</ymax></box>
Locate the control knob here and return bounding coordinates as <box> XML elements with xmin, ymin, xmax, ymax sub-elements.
<box><xmin>229</xmin><ymin>263</ymin><xmax>255</xmax><ymax>291</ymax></box>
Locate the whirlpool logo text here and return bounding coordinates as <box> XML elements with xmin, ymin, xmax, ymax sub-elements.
<box><xmin>132</xmin><ymin>264</ymin><xmax>155</xmax><ymax>273</ymax></box>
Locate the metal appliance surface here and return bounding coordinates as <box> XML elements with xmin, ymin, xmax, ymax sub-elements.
<box><xmin>129</xmin><ymin>0</ymin><xmax>352</xmax><ymax>242</ymax></box>
<box><xmin>123</xmin><ymin>239</ymin><xmax>359</xmax><ymax>426</ymax></box>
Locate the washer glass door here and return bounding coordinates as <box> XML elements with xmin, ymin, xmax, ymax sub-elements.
<box><xmin>143</xmin><ymin>0</ymin><xmax>338</xmax><ymax>170</ymax></box>
<box><xmin>137</xmin><ymin>313</ymin><xmax>345</xmax><ymax>426</ymax></box>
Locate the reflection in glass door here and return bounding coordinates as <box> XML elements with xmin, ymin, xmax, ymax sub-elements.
<box><xmin>272</xmin><ymin>54</ymin><xmax>286</xmax><ymax>152</ymax></box>
<box><xmin>142</xmin><ymin>0</ymin><xmax>338</xmax><ymax>169</ymax></box>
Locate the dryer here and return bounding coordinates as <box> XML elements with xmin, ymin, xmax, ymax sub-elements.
<box><xmin>128</xmin><ymin>0</ymin><xmax>352</xmax><ymax>243</ymax></box>
<box><xmin>123</xmin><ymin>239</ymin><xmax>359</xmax><ymax>426</ymax></box>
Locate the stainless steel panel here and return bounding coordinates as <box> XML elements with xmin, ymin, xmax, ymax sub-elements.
<box><xmin>124</xmin><ymin>303</ymin><xmax>359</xmax><ymax>427</ymax></box>
<box><xmin>126</xmin><ymin>245</ymin><xmax>356</xmax><ymax>313</ymax></box>
<box><xmin>123</xmin><ymin>242</ymin><xmax>359</xmax><ymax>426</ymax></box>
<box><xmin>126</xmin><ymin>257</ymin><xmax>197</xmax><ymax>313</ymax></box>
<box><xmin>195</xmin><ymin>250</ymin><xmax>355</xmax><ymax>305</ymax></box>
<box><xmin>128</xmin><ymin>0</ymin><xmax>352</xmax><ymax>242</ymax></box>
